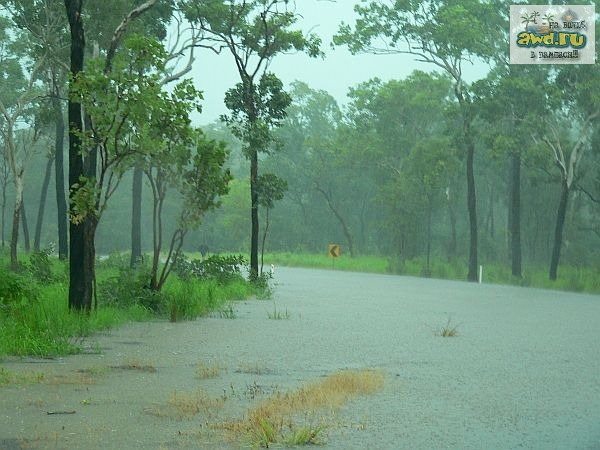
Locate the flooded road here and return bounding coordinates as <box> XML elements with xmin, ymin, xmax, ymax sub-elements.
<box><xmin>2</xmin><ymin>267</ymin><xmax>600</xmax><ymax>449</ymax></box>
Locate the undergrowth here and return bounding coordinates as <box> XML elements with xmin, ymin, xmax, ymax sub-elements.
<box><xmin>0</xmin><ymin>252</ymin><xmax>269</xmax><ymax>357</ymax></box>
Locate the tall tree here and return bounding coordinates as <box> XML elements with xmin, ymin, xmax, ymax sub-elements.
<box><xmin>33</xmin><ymin>150</ymin><xmax>53</xmax><ymax>252</ymax></box>
<box><xmin>0</xmin><ymin>12</ymin><xmax>48</xmax><ymax>269</ymax></box>
<box><xmin>64</xmin><ymin>0</ymin><xmax>86</xmax><ymax>309</ymax></box>
<box><xmin>130</xmin><ymin>166</ymin><xmax>143</xmax><ymax>267</ymax></box>
<box><xmin>274</xmin><ymin>81</ymin><xmax>362</xmax><ymax>256</ymax></box>
<box><xmin>270</xmin><ymin>81</ymin><xmax>344</xmax><ymax>252</ymax></box>
<box><xmin>1</xmin><ymin>0</ymin><xmax>71</xmax><ymax>260</ymax></box>
<box><xmin>182</xmin><ymin>0</ymin><xmax>321</xmax><ymax>279</ymax></box>
<box><xmin>334</xmin><ymin>0</ymin><xmax>502</xmax><ymax>281</ymax></box>
<box><xmin>475</xmin><ymin>65</ymin><xmax>552</xmax><ymax>278</ymax></box>
<box><xmin>539</xmin><ymin>64</ymin><xmax>600</xmax><ymax>280</ymax></box>
<box><xmin>64</xmin><ymin>1</ymin><xmax>160</xmax><ymax>311</ymax></box>
<box><xmin>142</xmin><ymin>123</ymin><xmax>231</xmax><ymax>292</ymax></box>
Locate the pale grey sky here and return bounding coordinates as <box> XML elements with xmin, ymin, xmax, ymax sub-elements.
<box><xmin>183</xmin><ymin>1</ymin><xmax>484</xmax><ymax>124</ymax></box>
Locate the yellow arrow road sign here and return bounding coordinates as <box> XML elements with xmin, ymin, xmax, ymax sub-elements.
<box><xmin>328</xmin><ymin>244</ymin><xmax>340</xmax><ymax>258</ymax></box>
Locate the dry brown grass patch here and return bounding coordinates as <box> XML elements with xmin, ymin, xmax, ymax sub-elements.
<box><xmin>0</xmin><ymin>367</ymin><xmax>98</xmax><ymax>386</ymax></box>
<box><xmin>251</xmin><ymin>368</ymin><xmax>384</xmax><ymax>421</ymax></box>
<box><xmin>146</xmin><ymin>388</ymin><xmax>224</xmax><ymax>420</ymax></box>
<box><xmin>110</xmin><ymin>359</ymin><xmax>156</xmax><ymax>372</ymax></box>
<box><xmin>195</xmin><ymin>360</ymin><xmax>224</xmax><ymax>379</ymax></box>
<box><xmin>220</xmin><ymin>368</ymin><xmax>385</xmax><ymax>447</ymax></box>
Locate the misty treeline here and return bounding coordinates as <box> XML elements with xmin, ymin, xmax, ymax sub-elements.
<box><xmin>1</xmin><ymin>1</ymin><xmax>599</xmax><ymax>310</ymax></box>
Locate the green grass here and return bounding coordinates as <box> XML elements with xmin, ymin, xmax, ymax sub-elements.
<box><xmin>0</xmin><ymin>281</ymin><xmax>152</xmax><ymax>357</ymax></box>
<box><xmin>263</xmin><ymin>252</ymin><xmax>389</xmax><ymax>273</ymax></box>
<box><xmin>267</xmin><ymin>303</ymin><xmax>290</xmax><ymax>320</ymax></box>
<box><xmin>0</xmin><ymin>253</ymin><xmax>268</xmax><ymax>358</ymax></box>
<box><xmin>264</xmin><ymin>252</ymin><xmax>600</xmax><ymax>295</ymax></box>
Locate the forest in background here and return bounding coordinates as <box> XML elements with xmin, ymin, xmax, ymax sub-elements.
<box><xmin>1</xmin><ymin>1</ymin><xmax>600</xmax><ymax>292</ymax></box>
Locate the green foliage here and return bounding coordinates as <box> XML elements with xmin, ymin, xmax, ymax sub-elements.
<box><xmin>222</xmin><ymin>72</ymin><xmax>292</xmax><ymax>157</ymax></box>
<box><xmin>249</xmin><ymin>272</ymin><xmax>272</xmax><ymax>300</ymax></box>
<box><xmin>98</xmin><ymin>262</ymin><xmax>160</xmax><ymax>312</ymax></box>
<box><xmin>27</xmin><ymin>247</ymin><xmax>64</xmax><ymax>284</ymax></box>
<box><xmin>249</xmin><ymin>417</ymin><xmax>278</xmax><ymax>448</ymax></box>
<box><xmin>265</xmin><ymin>252</ymin><xmax>390</xmax><ymax>274</ymax></box>
<box><xmin>256</xmin><ymin>173</ymin><xmax>287</xmax><ymax>209</ymax></box>
<box><xmin>334</xmin><ymin>0</ymin><xmax>500</xmax><ymax>62</ymax></box>
<box><xmin>0</xmin><ymin>268</ymin><xmax>40</xmax><ymax>320</ymax></box>
<box><xmin>162</xmin><ymin>279</ymin><xmax>197</xmax><ymax>322</ymax></box>
<box><xmin>0</xmin><ymin>250</ymin><xmax>262</xmax><ymax>356</ymax></box>
<box><xmin>182</xmin><ymin>0</ymin><xmax>322</xmax><ymax>60</ymax></box>
<box><xmin>173</xmin><ymin>254</ymin><xmax>247</xmax><ymax>284</ymax></box>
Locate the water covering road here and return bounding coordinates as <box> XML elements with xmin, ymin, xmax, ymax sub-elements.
<box><xmin>2</xmin><ymin>267</ymin><xmax>600</xmax><ymax>449</ymax></box>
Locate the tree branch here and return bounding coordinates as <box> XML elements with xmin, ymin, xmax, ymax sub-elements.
<box><xmin>104</xmin><ymin>0</ymin><xmax>158</xmax><ymax>73</ymax></box>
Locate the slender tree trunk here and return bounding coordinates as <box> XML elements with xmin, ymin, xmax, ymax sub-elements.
<box><xmin>549</xmin><ymin>180</ymin><xmax>570</xmax><ymax>281</ymax></box>
<box><xmin>260</xmin><ymin>207</ymin><xmax>270</xmax><ymax>276</ymax></box>
<box><xmin>250</xmin><ymin>149</ymin><xmax>259</xmax><ymax>280</ymax></box>
<box><xmin>316</xmin><ymin>185</ymin><xmax>355</xmax><ymax>257</ymax></box>
<box><xmin>85</xmin><ymin>217</ymin><xmax>98</xmax><ymax>310</ymax></box>
<box><xmin>130</xmin><ymin>166</ymin><xmax>143</xmax><ymax>267</ymax></box>
<box><xmin>1</xmin><ymin>177</ymin><xmax>5</xmax><ymax>248</ymax></box>
<box><xmin>425</xmin><ymin>193</ymin><xmax>432</xmax><ymax>277</ymax></box>
<box><xmin>486</xmin><ymin>184</ymin><xmax>495</xmax><ymax>238</ymax></box>
<box><xmin>52</xmin><ymin>80</ymin><xmax>68</xmax><ymax>260</ymax></box>
<box><xmin>34</xmin><ymin>155</ymin><xmax>54</xmax><ymax>251</ymax></box>
<box><xmin>65</xmin><ymin>0</ymin><xmax>91</xmax><ymax>311</ymax></box>
<box><xmin>466</xmin><ymin>139</ymin><xmax>478</xmax><ymax>282</ymax></box>
<box><xmin>10</xmin><ymin>182</ymin><xmax>22</xmax><ymax>271</ymax></box>
<box><xmin>508</xmin><ymin>152</ymin><xmax>522</xmax><ymax>278</ymax></box>
<box><xmin>447</xmin><ymin>196</ymin><xmax>457</xmax><ymax>261</ymax></box>
<box><xmin>149</xmin><ymin>173</ymin><xmax>165</xmax><ymax>291</ymax></box>
<box><xmin>20</xmin><ymin>201</ymin><xmax>30</xmax><ymax>252</ymax></box>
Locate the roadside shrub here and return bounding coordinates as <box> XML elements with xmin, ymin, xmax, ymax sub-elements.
<box><xmin>98</xmin><ymin>263</ymin><xmax>161</xmax><ymax>312</ymax></box>
<box><xmin>253</xmin><ymin>272</ymin><xmax>273</xmax><ymax>299</ymax></box>
<box><xmin>163</xmin><ymin>280</ymin><xmax>197</xmax><ymax>322</ymax></box>
<box><xmin>95</xmin><ymin>251</ymin><xmax>130</xmax><ymax>270</ymax></box>
<box><xmin>0</xmin><ymin>269</ymin><xmax>40</xmax><ymax>321</ymax></box>
<box><xmin>27</xmin><ymin>247</ymin><xmax>55</xmax><ymax>283</ymax></box>
<box><xmin>173</xmin><ymin>253</ymin><xmax>247</xmax><ymax>284</ymax></box>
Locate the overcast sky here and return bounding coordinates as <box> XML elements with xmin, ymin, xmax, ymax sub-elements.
<box><xmin>181</xmin><ymin>1</ymin><xmax>482</xmax><ymax>124</ymax></box>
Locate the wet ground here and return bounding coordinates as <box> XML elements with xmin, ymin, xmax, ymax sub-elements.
<box><xmin>1</xmin><ymin>267</ymin><xmax>600</xmax><ymax>449</ymax></box>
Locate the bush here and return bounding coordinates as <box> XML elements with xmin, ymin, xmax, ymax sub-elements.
<box><xmin>173</xmin><ymin>253</ymin><xmax>247</xmax><ymax>284</ymax></box>
<box><xmin>0</xmin><ymin>269</ymin><xmax>40</xmax><ymax>321</ymax></box>
<box><xmin>27</xmin><ymin>247</ymin><xmax>56</xmax><ymax>283</ymax></box>
<box><xmin>98</xmin><ymin>263</ymin><xmax>162</xmax><ymax>312</ymax></box>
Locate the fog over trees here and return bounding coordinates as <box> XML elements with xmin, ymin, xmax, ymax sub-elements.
<box><xmin>1</xmin><ymin>1</ymin><xmax>599</xmax><ymax>307</ymax></box>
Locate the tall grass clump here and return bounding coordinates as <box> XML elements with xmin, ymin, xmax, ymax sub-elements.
<box><xmin>0</xmin><ymin>271</ymin><xmax>152</xmax><ymax>357</ymax></box>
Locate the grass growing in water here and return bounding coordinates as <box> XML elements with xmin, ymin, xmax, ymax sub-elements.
<box><xmin>267</xmin><ymin>303</ymin><xmax>290</xmax><ymax>320</ymax></box>
<box><xmin>147</xmin><ymin>388</ymin><xmax>225</xmax><ymax>420</ymax></box>
<box><xmin>220</xmin><ymin>368</ymin><xmax>385</xmax><ymax>447</ymax></box>
<box><xmin>195</xmin><ymin>360</ymin><xmax>224</xmax><ymax>379</ymax></box>
<box><xmin>435</xmin><ymin>315</ymin><xmax>460</xmax><ymax>337</ymax></box>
